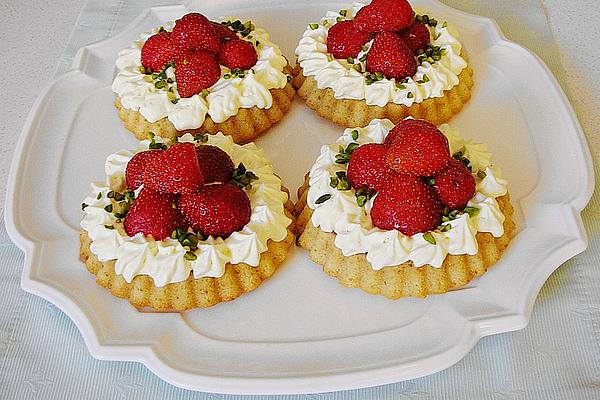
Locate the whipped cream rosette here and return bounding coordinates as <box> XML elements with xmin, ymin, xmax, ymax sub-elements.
<box><xmin>293</xmin><ymin>0</ymin><xmax>473</xmax><ymax>128</ymax></box>
<box><xmin>112</xmin><ymin>13</ymin><xmax>295</xmax><ymax>144</ymax></box>
<box><xmin>80</xmin><ymin>133</ymin><xmax>295</xmax><ymax>310</ymax></box>
<box><xmin>296</xmin><ymin>119</ymin><xmax>515</xmax><ymax>299</ymax></box>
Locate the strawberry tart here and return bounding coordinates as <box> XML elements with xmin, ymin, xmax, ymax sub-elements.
<box><xmin>80</xmin><ymin>133</ymin><xmax>295</xmax><ymax>310</ymax></box>
<box><xmin>295</xmin><ymin>119</ymin><xmax>515</xmax><ymax>298</ymax></box>
<box><xmin>293</xmin><ymin>0</ymin><xmax>473</xmax><ymax>127</ymax></box>
<box><xmin>112</xmin><ymin>13</ymin><xmax>295</xmax><ymax>144</ymax></box>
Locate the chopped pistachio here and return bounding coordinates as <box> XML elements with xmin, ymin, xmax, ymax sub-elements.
<box><xmin>335</xmin><ymin>142</ymin><xmax>359</xmax><ymax>164</ymax></box>
<box><xmin>194</xmin><ymin>133</ymin><xmax>208</xmax><ymax>143</ymax></box>
<box><xmin>315</xmin><ymin>194</ymin><xmax>332</xmax><ymax>204</ymax></box>
<box><xmin>230</xmin><ymin>162</ymin><xmax>259</xmax><ymax>189</ymax></box>
<box><xmin>355</xmin><ymin>187</ymin><xmax>375</xmax><ymax>207</ymax></box>
<box><xmin>439</xmin><ymin>224</ymin><xmax>452</xmax><ymax>232</ymax></box>
<box><xmin>309</xmin><ymin>23</ymin><xmax>319</xmax><ymax>30</ymax></box>
<box><xmin>148</xmin><ymin>132</ymin><xmax>167</xmax><ymax>150</ymax></box>
<box><xmin>464</xmin><ymin>206</ymin><xmax>480</xmax><ymax>217</ymax></box>
<box><xmin>330</xmin><ymin>176</ymin><xmax>339</xmax><ymax>188</ymax></box>
<box><xmin>346</xmin><ymin>142</ymin><xmax>359</xmax><ymax>153</ymax></box>
<box><xmin>423</xmin><ymin>232</ymin><xmax>436</xmax><ymax>245</ymax></box>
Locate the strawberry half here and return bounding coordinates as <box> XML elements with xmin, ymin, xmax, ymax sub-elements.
<box><xmin>141</xmin><ymin>31</ymin><xmax>178</xmax><ymax>72</ymax></box>
<box><xmin>398</xmin><ymin>22</ymin><xmax>431</xmax><ymax>53</ymax></box>
<box><xmin>354</xmin><ymin>0</ymin><xmax>414</xmax><ymax>33</ymax></box>
<box><xmin>326</xmin><ymin>20</ymin><xmax>371</xmax><ymax>59</ymax></box>
<box><xmin>179</xmin><ymin>184</ymin><xmax>251</xmax><ymax>238</ymax></box>
<box><xmin>174</xmin><ymin>50</ymin><xmax>221</xmax><ymax>97</ymax></box>
<box><xmin>195</xmin><ymin>145</ymin><xmax>235</xmax><ymax>184</ymax></box>
<box><xmin>385</xmin><ymin>119</ymin><xmax>450</xmax><ymax>176</ymax></box>
<box><xmin>171</xmin><ymin>13</ymin><xmax>221</xmax><ymax>54</ymax></box>
<box><xmin>143</xmin><ymin>142</ymin><xmax>205</xmax><ymax>194</ymax></box>
<box><xmin>366</xmin><ymin>32</ymin><xmax>417</xmax><ymax>80</ymax></box>
<box><xmin>371</xmin><ymin>173</ymin><xmax>443</xmax><ymax>236</ymax></box>
<box><xmin>433</xmin><ymin>159</ymin><xmax>476</xmax><ymax>210</ymax></box>
<box><xmin>124</xmin><ymin>188</ymin><xmax>186</xmax><ymax>240</ymax></box>
<box><xmin>218</xmin><ymin>39</ymin><xmax>258</xmax><ymax>70</ymax></box>
<box><xmin>125</xmin><ymin>149</ymin><xmax>165</xmax><ymax>190</ymax></box>
<box><xmin>347</xmin><ymin>143</ymin><xmax>392</xmax><ymax>191</ymax></box>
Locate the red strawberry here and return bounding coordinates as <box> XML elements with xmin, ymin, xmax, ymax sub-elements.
<box><xmin>174</xmin><ymin>50</ymin><xmax>221</xmax><ymax>97</ymax></box>
<box><xmin>326</xmin><ymin>20</ymin><xmax>371</xmax><ymax>59</ymax></box>
<box><xmin>171</xmin><ymin>13</ymin><xmax>221</xmax><ymax>54</ymax></box>
<box><xmin>433</xmin><ymin>159</ymin><xmax>476</xmax><ymax>210</ymax></box>
<box><xmin>125</xmin><ymin>149</ymin><xmax>165</xmax><ymax>190</ymax></box>
<box><xmin>124</xmin><ymin>188</ymin><xmax>186</xmax><ymax>240</ymax></box>
<box><xmin>370</xmin><ymin>173</ymin><xmax>443</xmax><ymax>236</ymax></box>
<box><xmin>347</xmin><ymin>143</ymin><xmax>392</xmax><ymax>191</ymax></box>
<box><xmin>179</xmin><ymin>184</ymin><xmax>251</xmax><ymax>238</ymax></box>
<box><xmin>195</xmin><ymin>145</ymin><xmax>235</xmax><ymax>184</ymax></box>
<box><xmin>398</xmin><ymin>22</ymin><xmax>430</xmax><ymax>53</ymax></box>
<box><xmin>385</xmin><ymin>119</ymin><xmax>450</xmax><ymax>176</ymax></box>
<box><xmin>366</xmin><ymin>32</ymin><xmax>417</xmax><ymax>80</ymax></box>
<box><xmin>384</xmin><ymin>118</ymin><xmax>432</xmax><ymax>144</ymax></box>
<box><xmin>143</xmin><ymin>142</ymin><xmax>205</xmax><ymax>194</ymax></box>
<box><xmin>141</xmin><ymin>31</ymin><xmax>177</xmax><ymax>72</ymax></box>
<box><xmin>211</xmin><ymin>21</ymin><xmax>238</xmax><ymax>42</ymax></box>
<box><xmin>218</xmin><ymin>39</ymin><xmax>258</xmax><ymax>70</ymax></box>
<box><xmin>354</xmin><ymin>0</ymin><xmax>414</xmax><ymax>33</ymax></box>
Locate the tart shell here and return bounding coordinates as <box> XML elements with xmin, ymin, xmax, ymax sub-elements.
<box><xmin>115</xmin><ymin>66</ymin><xmax>296</xmax><ymax>144</ymax></box>
<box><xmin>80</xmin><ymin>194</ymin><xmax>296</xmax><ymax>311</ymax></box>
<box><xmin>295</xmin><ymin>176</ymin><xmax>515</xmax><ymax>299</ymax></box>
<box><xmin>292</xmin><ymin>63</ymin><xmax>473</xmax><ymax>128</ymax></box>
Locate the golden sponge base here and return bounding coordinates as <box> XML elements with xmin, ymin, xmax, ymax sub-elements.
<box><xmin>80</xmin><ymin>199</ymin><xmax>296</xmax><ymax>311</ymax></box>
<box><xmin>292</xmin><ymin>65</ymin><xmax>473</xmax><ymax>127</ymax></box>
<box><xmin>295</xmin><ymin>177</ymin><xmax>515</xmax><ymax>299</ymax></box>
<box><xmin>115</xmin><ymin>66</ymin><xmax>295</xmax><ymax>144</ymax></box>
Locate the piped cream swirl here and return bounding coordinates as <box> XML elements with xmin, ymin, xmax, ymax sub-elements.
<box><xmin>306</xmin><ymin>119</ymin><xmax>507</xmax><ymax>269</ymax></box>
<box><xmin>81</xmin><ymin>133</ymin><xmax>292</xmax><ymax>287</ymax></box>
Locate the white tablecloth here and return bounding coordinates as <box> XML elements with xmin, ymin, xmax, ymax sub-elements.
<box><xmin>1</xmin><ymin>0</ymin><xmax>599</xmax><ymax>398</ymax></box>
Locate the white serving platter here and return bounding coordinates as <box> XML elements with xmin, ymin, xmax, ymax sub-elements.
<box><xmin>5</xmin><ymin>0</ymin><xmax>594</xmax><ymax>395</ymax></box>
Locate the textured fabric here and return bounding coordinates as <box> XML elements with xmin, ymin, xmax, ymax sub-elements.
<box><xmin>2</xmin><ymin>0</ymin><xmax>600</xmax><ymax>398</ymax></box>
